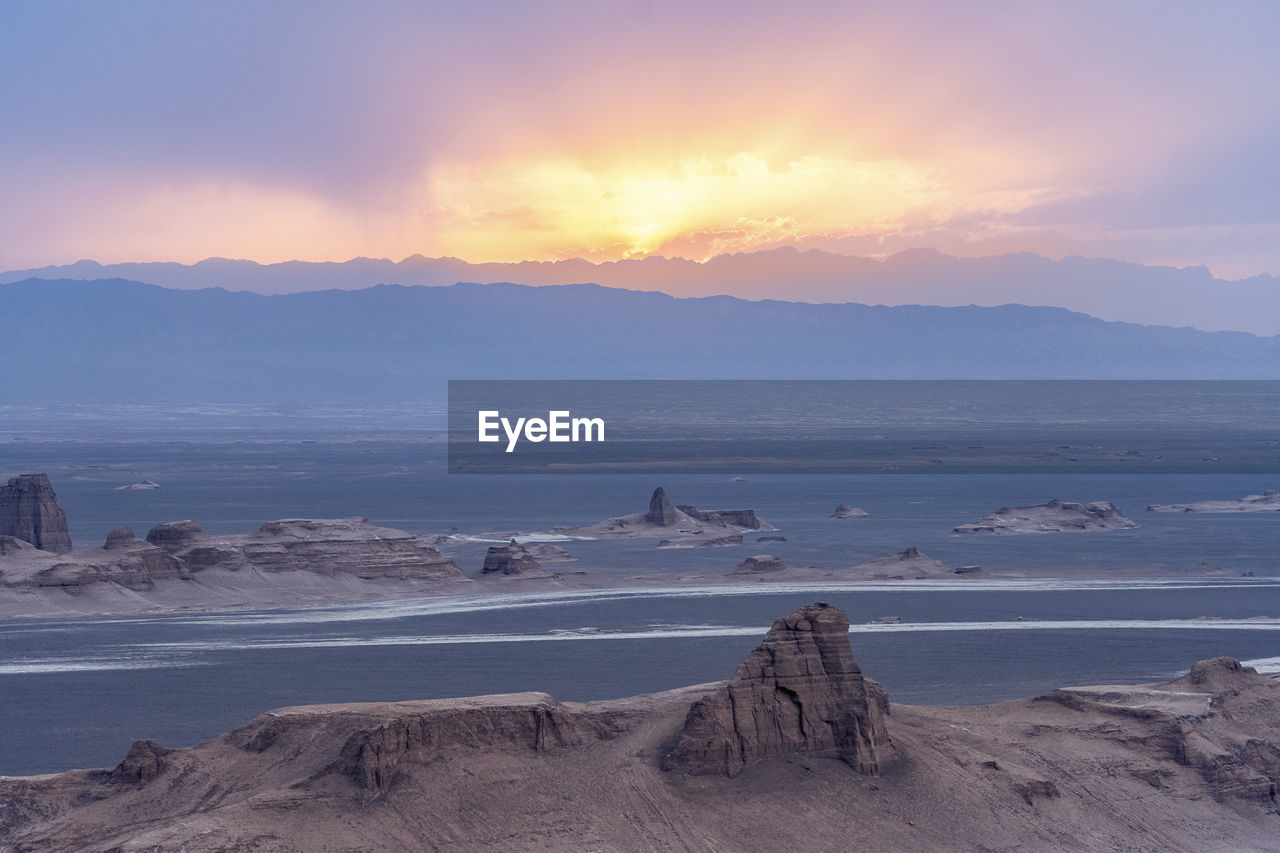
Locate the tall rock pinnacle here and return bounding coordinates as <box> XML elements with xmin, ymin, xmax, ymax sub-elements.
<box><xmin>645</xmin><ymin>486</ymin><xmax>678</xmax><ymax>526</ymax></box>
<box><xmin>0</xmin><ymin>473</ymin><xmax>72</xmax><ymax>553</ymax></box>
<box><xmin>662</xmin><ymin>602</ymin><xmax>893</xmax><ymax>777</ymax></box>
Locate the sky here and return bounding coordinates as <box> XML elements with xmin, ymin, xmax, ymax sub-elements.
<box><xmin>2</xmin><ymin>0</ymin><xmax>1278</xmax><ymax>279</ymax></box>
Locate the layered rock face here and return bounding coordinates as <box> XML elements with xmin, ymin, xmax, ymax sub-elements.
<box><xmin>480</xmin><ymin>540</ymin><xmax>546</xmax><ymax>576</ymax></box>
<box><xmin>145</xmin><ymin>517</ymin><xmax>462</xmax><ymax>581</ymax></box>
<box><xmin>954</xmin><ymin>498</ymin><xmax>1137</xmax><ymax>534</ymax></box>
<box><xmin>0</xmin><ymin>474</ymin><xmax>72</xmax><ymax>553</ymax></box>
<box><xmin>3</xmin><ymin>531</ymin><xmax>190</xmax><ymax>592</ymax></box>
<box><xmin>662</xmin><ymin>602</ymin><xmax>893</xmax><ymax>777</ymax></box>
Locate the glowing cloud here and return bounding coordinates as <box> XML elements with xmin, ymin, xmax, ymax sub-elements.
<box><xmin>423</xmin><ymin>152</ymin><xmax>1065</xmax><ymax>262</ymax></box>
<box><xmin>0</xmin><ymin>1</ymin><xmax>1277</xmax><ymax>276</ymax></box>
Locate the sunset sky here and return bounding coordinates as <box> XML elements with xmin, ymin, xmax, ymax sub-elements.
<box><xmin>3</xmin><ymin>0</ymin><xmax>1278</xmax><ymax>278</ymax></box>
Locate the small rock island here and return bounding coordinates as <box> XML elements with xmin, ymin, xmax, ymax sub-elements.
<box><xmin>954</xmin><ymin>498</ymin><xmax>1138</xmax><ymax>534</ymax></box>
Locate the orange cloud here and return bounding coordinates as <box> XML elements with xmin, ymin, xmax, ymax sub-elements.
<box><xmin>420</xmin><ymin>151</ymin><xmax>1075</xmax><ymax>263</ymax></box>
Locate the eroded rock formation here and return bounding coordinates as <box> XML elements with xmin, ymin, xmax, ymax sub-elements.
<box><xmin>851</xmin><ymin>546</ymin><xmax>952</xmax><ymax>579</ymax></box>
<box><xmin>645</xmin><ymin>487</ymin><xmax>679</xmax><ymax>526</ymax></box>
<box><xmin>480</xmin><ymin>540</ymin><xmax>547</xmax><ymax>576</ymax></box>
<box><xmin>675</xmin><ymin>506</ymin><xmax>766</xmax><ymax>530</ymax></box>
<box><xmin>1039</xmin><ymin>657</ymin><xmax>1279</xmax><ymax>804</ymax></box>
<box><xmin>103</xmin><ymin>527</ymin><xmax>141</xmax><ymax>551</ymax></box>
<box><xmin>0</xmin><ymin>515</ymin><xmax>463</xmax><ymax>605</ymax></box>
<box><xmin>661</xmin><ymin>602</ymin><xmax>893</xmax><ymax>777</ymax></box>
<box><xmin>954</xmin><ymin>498</ymin><xmax>1137</xmax><ymax>534</ymax></box>
<box><xmin>4</xmin><ymin>611</ymin><xmax>1280</xmax><ymax>852</ymax></box>
<box><xmin>557</xmin><ymin>487</ymin><xmax>774</xmax><ymax>542</ymax></box>
<box><xmin>1149</xmin><ymin>490</ymin><xmax>1280</xmax><ymax>513</ymax></box>
<box><xmin>0</xmin><ymin>474</ymin><xmax>72</xmax><ymax>553</ymax></box>
<box><xmin>730</xmin><ymin>554</ymin><xmax>791</xmax><ymax>575</ymax></box>
<box><xmin>146</xmin><ymin>517</ymin><xmax>462</xmax><ymax>580</ymax></box>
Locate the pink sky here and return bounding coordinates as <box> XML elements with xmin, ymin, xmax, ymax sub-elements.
<box><xmin>2</xmin><ymin>1</ymin><xmax>1278</xmax><ymax>279</ymax></box>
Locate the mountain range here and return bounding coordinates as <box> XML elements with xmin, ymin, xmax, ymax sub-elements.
<box><xmin>5</xmin><ymin>248</ymin><xmax>1279</xmax><ymax>335</ymax></box>
<box><xmin>3</xmin><ymin>277</ymin><xmax>1278</xmax><ymax>405</ymax></box>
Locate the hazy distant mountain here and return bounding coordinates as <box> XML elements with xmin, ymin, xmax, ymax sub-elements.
<box><xmin>5</xmin><ymin>248</ymin><xmax>1279</xmax><ymax>335</ymax></box>
<box><xmin>2</xmin><ymin>278</ymin><xmax>1278</xmax><ymax>405</ymax></box>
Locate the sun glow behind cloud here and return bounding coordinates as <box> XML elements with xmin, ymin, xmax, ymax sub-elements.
<box><xmin>425</xmin><ymin>152</ymin><xmax>1062</xmax><ymax>263</ymax></box>
<box><xmin>1</xmin><ymin>1</ymin><xmax>1277</xmax><ymax>276</ymax></box>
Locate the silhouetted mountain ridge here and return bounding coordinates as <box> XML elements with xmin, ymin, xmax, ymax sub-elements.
<box><xmin>5</xmin><ymin>247</ymin><xmax>1278</xmax><ymax>334</ymax></box>
<box><xmin>2</xmin><ymin>278</ymin><xmax>1277</xmax><ymax>404</ymax></box>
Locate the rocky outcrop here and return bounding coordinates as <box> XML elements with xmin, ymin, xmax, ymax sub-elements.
<box><xmin>1041</xmin><ymin>657</ymin><xmax>1279</xmax><ymax>804</ymax></box>
<box><xmin>852</xmin><ymin>546</ymin><xmax>951</xmax><ymax>579</ymax></box>
<box><xmin>830</xmin><ymin>504</ymin><xmax>870</xmax><ymax>519</ymax></box>
<box><xmin>954</xmin><ymin>499</ymin><xmax>1138</xmax><ymax>534</ymax></box>
<box><xmin>661</xmin><ymin>602</ymin><xmax>893</xmax><ymax>777</ymax></box>
<box><xmin>658</xmin><ymin>533</ymin><xmax>742</xmax><ymax>548</ymax></box>
<box><xmin>525</xmin><ymin>543</ymin><xmax>575</xmax><ymax>563</ymax></box>
<box><xmin>0</xmin><ymin>535</ymin><xmax>37</xmax><ymax>557</ymax></box>
<box><xmin>730</xmin><ymin>554</ymin><xmax>791</xmax><ymax>575</ymax></box>
<box><xmin>557</xmin><ymin>488</ymin><xmax>774</xmax><ymax>542</ymax></box>
<box><xmin>3</xmin><ymin>536</ymin><xmax>191</xmax><ymax>591</ymax></box>
<box><xmin>110</xmin><ymin>740</ymin><xmax>174</xmax><ymax>785</ymax></box>
<box><xmin>103</xmin><ymin>527</ymin><xmax>141</xmax><ymax>550</ymax></box>
<box><xmin>318</xmin><ymin>694</ymin><xmax>630</xmax><ymax>798</ymax></box>
<box><xmin>480</xmin><ymin>540</ymin><xmax>547</xmax><ymax>577</ymax></box>
<box><xmin>147</xmin><ymin>517</ymin><xmax>462</xmax><ymax>581</ymax></box>
<box><xmin>145</xmin><ymin>520</ymin><xmax>206</xmax><ymax>549</ymax></box>
<box><xmin>1149</xmin><ymin>491</ymin><xmax>1280</xmax><ymax>513</ymax></box>
<box><xmin>5</xmin><ymin>624</ymin><xmax>1280</xmax><ymax>852</ymax></box>
<box><xmin>645</xmin><ymin>487</ymin><xmax>679</xmax><ymax>526</ymax></box>
<box><xmin>0</xmin><ymin>474</ymin><xmax>72</xmax><ymax>553</ymax></box>
<box><xmin>2</xmin><ymin>515</ymin><xmax>465</xmax><ymax>613</ymax></box>
<box><xmin>675</xmin><ymin>506</ymin><xmax>769</xmax><ymax>530</ymax></box>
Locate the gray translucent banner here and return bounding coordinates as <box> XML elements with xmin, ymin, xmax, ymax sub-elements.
<box><xmin>447</xmin><ymin>380</ymin><xmax>1280</xmax><ymax>474</ymax></box>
